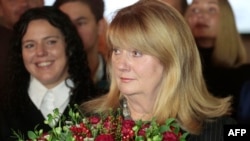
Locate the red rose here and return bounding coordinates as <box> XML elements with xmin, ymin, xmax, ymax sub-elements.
<box><xmin>122</xmin><ymin>119</ymin><xmax>135</xmax><ymax>129</ymax></box>
<box><xmin>95</xmin><ymin>134</ymin><xmax>115</xmax><ymax>141</ymax></box>
<box><xmin>103</xmin><ymin>120</ymin><xmax>113</xmax><ymax>131</ymax></box>
<box><xmin>121</xmin><ymin>120</ymin><xmax>135</xmax><ymax>140</ymax></box>
<box><xmin>89</xmin><ymin>116</ymin><xmax>101</xmax><ymax>124</ymax></box>
<box><xmin>163</xmin><ymin>131</ymin><xmax>179</xmax><ymax>141</ymax></box>
<box><xmin>70</xmin><ymin>123</ymin><xmax>92</xmax><ymax>138</ymax></box>
<box><xmin>137</xmin><ymin>123</ymin><xmax>150</xmax><ymax>136</ymax></box>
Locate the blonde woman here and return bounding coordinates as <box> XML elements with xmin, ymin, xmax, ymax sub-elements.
<box><xmin>185</xmin><ymin>0</ymin><xmax>250</xmax><ymax>121</ymax></box>
<box><xmin>185</xmin><ymin>0</ymin><xmax>247</xmax><ymax>68</ymax></box>
<box><xmin>81</xmin><ymin>0</ymin><xmax>236</xmax><ymax>140</ymax></box>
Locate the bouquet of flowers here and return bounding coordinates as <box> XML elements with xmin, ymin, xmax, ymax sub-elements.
<box><xmin>13</xmin><ymin>105</ymin><xmax>189</xmax><ymax>141</ymax></box>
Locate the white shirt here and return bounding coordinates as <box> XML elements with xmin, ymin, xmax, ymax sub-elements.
<box><xmin>28</xmin><ymin>76</ymin><xmax>73</xmax><ymax>119</ymax></box>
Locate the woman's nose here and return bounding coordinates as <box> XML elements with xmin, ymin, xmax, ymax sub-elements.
<box><xmin>115</xmin><ymin>53</ymin><xmax>130</xmax><ymax>72</ymax></box>
<box><xmin>36</xmin><ymin>45</ymin><xmax>48</xmax><ymax>57</ymax></box>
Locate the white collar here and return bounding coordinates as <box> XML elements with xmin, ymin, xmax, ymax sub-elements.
<box><xmin>28</xmin><ymin>76</ymin><xmax>73</xmax><ymax>112</ymax></box>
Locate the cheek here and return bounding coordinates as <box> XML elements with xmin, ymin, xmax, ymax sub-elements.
<box><xmin>185</xmin><ymin>16</ymin><xmax>195</xmax><ymax>27</ymax></box>
<box><xmin>76</xmin><ymin>27</ymin><xmax>85</xmax><ymax>39</ymax></box>
<box><xmin>211</xmin><ymin>18</ymin><xmax>220</xmax><ymax>30</ymax></box>
<box><xmin>111</xmin><ymin>59</ymin><xmax>118</xmax><ymax>71</ymax></box>
<box><xmin>78</xmin><ymin>29</ymin><xmax>93</xmax><ymax>47</ymax></box>
<box><xmin>78</xmin><ymin>25</ymin><xmax>93</xmax><ymax>36</ymax></box>
<box><xmin>22</xmin><ymin>52</ymin><xmax>33</xmax><ymax>72</ymax></box>
<box><xmin>147</xmin><ymin>61</ymin><xmax>164</xmax><ymax>77</ymax></box>
<box><xmin>55</xmin><ymin>48</ymin><xmax>67</xmax><ymax>60</ymax></box>
<box><xmin>189</xmin><ymin>17</ymin><xmax>198</xmax><ymax>27</ymax></box>
<box><xmin>22</xmin><ymin>51</ymin><xmax>31</xmax><ymax>64</ymax></box>
<box><xmin>58</xmin><ymin>50</ymin><xmax>68</xmax><ymax>65</ymax></box>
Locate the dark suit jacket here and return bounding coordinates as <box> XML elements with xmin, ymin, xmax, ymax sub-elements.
<box><xmin>198</xmin><ymin>47</ymin><xmax>250</xmax><ymax>121</ymax></box>
<box><xmin>0</xmin><ymin>90</ymin><xmax>91</xmax><ymax>141</ymax></box>
<box><xmin>187</xmin><ymin>116</ymin><xmax>237</xmax><ymax>141</ymax></box>
<box><xmin>95</xmin><ymin>53</ymin><xmax>110</xmax><ymax>96</ymax></box>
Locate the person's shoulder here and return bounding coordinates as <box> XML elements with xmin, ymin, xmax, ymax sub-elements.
<box><xmin>216</xmin><ymin>116</ymin><xmax>237</xmax><ymax>124</ymax></box>
<box><xmin>187</xmin><ymin>116</ymin><xmax>236</xmax><ymax>141</ymax></box>
<box><xmin>202</xmin><ymin>116</ymin><xmax>237</xmax><ymax>133</ymax></box>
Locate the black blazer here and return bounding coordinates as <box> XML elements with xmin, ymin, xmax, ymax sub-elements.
<box><xmin>0</xmin><ymin>91</ymin><xmax>91</xmax><ymax>141</ymax></box>
<box><xmin>187</xmin><ymin>116</ymin><xmax>237</xmax><ymax>141</ymax></box>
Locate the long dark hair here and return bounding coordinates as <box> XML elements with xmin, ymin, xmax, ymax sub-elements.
<box><xmin>1</xmin><ymin>6</ymin><xmax>96</xmax><ymax>111</ymax></box>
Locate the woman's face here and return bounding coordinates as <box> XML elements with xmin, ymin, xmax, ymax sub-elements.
<box><xmin>185</xmin><ymin>0</ymin><xmax>220</xmax><ymax>40</ymax></box>
<box><xmin>22</xmin><ymin>19</ymin><xmax>69</xmax><ymax>89</ymax></box>
<box><xmin>111</xmin><ymin>47</ymin><xmax>164</xmax><ymax>97</ymax></box>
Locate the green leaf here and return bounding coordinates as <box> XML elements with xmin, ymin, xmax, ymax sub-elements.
<box><xmin>55</xmin><ymin>127</ymin><xmax>62</xmax><ymax>134</ymax></box>
<box><xmin>152</xmin><ymin>135</ymin><xmax>162</xmax><ymax>141</ymax></box>
<box><xmin>11</xmin><ymin>129</ymin><xmax>25</xmax><ymax>141</ymax></box>
<box><xmin>159</xmin><ymin>125</ymin><xmax>170</xmax><ymax>132</ymax></box>
<box><xmin>135</xmin><ymin>136</ymin><xmax>145</xmax><ymax>141</ymax></box>
<box><xmin>166</xmin><ymin>118</ymin><xmax>176</xmax><ymax>126</ymax></box>
<box><xmin>27</xmin><ymin>131</ymin><xmax>38</xmax><ymax>139</ymax></box>
<box><xmin>180</xmin><ymin>132</ymin><xmax>189</xmax><ymax>141</ymax></box>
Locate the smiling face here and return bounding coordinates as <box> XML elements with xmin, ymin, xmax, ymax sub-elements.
<box><xmin>59</xmin><ymin>1</ymin><xmax>101</xmax><ymax>52</ymax></box>
<box><xmin>111</xmin><ymin>47</ymin><xmax>164</xmax><ymax>98</ymax></box>
<box><xmin>22</xmin><ymin>19</ymin><xmax>68</xmax><ymax>89</ymax></box>
<box><xmin>185</xmin><ymin>0</ymin><xmax>220</xmax><ymax>40</ymax></box>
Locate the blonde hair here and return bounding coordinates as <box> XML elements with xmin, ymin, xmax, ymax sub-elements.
<box><xmin>81</xmin><ymin>0</ymin><xmax>232</xmax><ymax>134</ymax></box>
<box><xmin>212</xmin><ymin>0</ymin><xmax>247</xmax><ymax>67</ymax></box>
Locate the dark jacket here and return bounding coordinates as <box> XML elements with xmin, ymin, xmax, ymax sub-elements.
<box><xmin>0</xmin><ymin>90</ymin><xmax>91</xmax><ymax>141</ymax></box>
<box><xmin>188</xmin><ymin>116</ymin><xmax>237</xmax><ymax>141</ymax></box>
<box><xmin>198</xmin><ymin>47</ymin><xmax>250</xmax><ymax>120</ymax></box>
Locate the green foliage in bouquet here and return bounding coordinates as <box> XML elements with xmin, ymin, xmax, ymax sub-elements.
<box><xmin>12</xmin><ymin>104</ymin><xmax>189</xmax><ymax>141</ymax></box>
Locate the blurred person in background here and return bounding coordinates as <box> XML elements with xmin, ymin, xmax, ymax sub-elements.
<box><xmin>185</xmin><ymin>0</ymin><xmax>250</xmax><ymax>121</ymax></box>
<box><xmin>53</xmin><ymin>0</ymin><xmax>110</xmax><ymax>95</ymax></box>
<box><xmin>160</xmin><ymin>0</ymin><xmax>188</xmax><ymax>15</ymax></box>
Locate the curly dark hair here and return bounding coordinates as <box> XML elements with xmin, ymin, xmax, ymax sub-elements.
<box><xmin>1</xmin><ymin>6</ymin><xmax>96</xmax><ymax>111</ymax></box>
<box><xmin>53</xmin><ymin>0</ymin><xmax>104</xmax><ymax>22</ymax></box>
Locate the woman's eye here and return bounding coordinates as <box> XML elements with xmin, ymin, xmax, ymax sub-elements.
<box><xmin>47</xmin><ymin>40</ymin><xmax>57</xmax><ymax>45</ymax></box>
<box><xmin>193</xmin><ymin>8</ymin><xmax>199</xmax><ymax>13</ymax></box>
<box><xmin>132</xmin><ymin>50</ymin><xmax>142</xmax><ymax>57</ymax></box>
<box><xmin>190</xmin><ymin>7</ymin><xmax>200</xmax><ymax>14</ymax></box>
<box><xmin>112</xmin><ymin>48</ymin><xmax>121</xmax><ymax>55</ymax></box>
<box><xmin>23</xmin><ymin>43</ymin><xmax>34</xmax><ymax>49</ymax></box>
<box><xmin>208</xmin><ymin>7</ymin><xmax>217</xmax><ymax>14</ymax></box>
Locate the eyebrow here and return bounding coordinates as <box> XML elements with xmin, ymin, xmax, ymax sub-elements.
<box><xmin>192</xmin><ymin>0</ymin><xmax>218</xmax><ymax>5</ymax></box>
<box><xmin>22</xmin><ymin>35</ymin><xmax>62</xmax><ymax>44</ymax></box>
<box><xmin>43</xmin><ymin>35</ymin><xmax>62</xmax><ymax>40</ymax></box>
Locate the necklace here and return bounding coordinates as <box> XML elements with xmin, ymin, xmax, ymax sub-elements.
<box><xmin>122</xmin><ymin>98</ymin><xmax>131</xmax><ymax>119</ymax></box>
<box><xmin>122</xmin><ymin>98</ymin><xmax>151</xmax><ymax>120</ymax></box>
